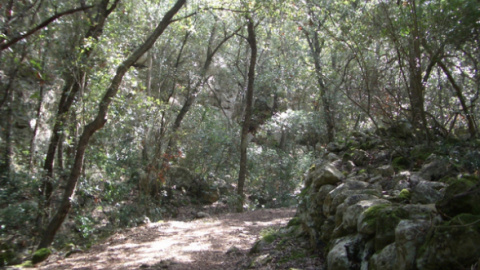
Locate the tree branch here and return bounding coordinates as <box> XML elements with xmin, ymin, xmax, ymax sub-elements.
<box><xmin>0</xmin><ymin>5</ymin><xmax>94</xmax><ymax>51</ymax></box>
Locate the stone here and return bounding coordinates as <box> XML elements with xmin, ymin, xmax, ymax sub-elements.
<box><xmin>323</xmin><ymin>181</ymin><xmax>373</xmax><ymax>216</ymax></box>
<box><xmin>32</xmin><ymin>248</ymin><xmax>52</xmax><ymax>264</ymax></box>
<box><xmin>341</xmin><ymin>198</ymin><xmax>384</xmax><ymax>232</ymax></box>
<box><xmin>250</xmin><ymin>254</ymin><xmax>272</xmax><ymax>268</ymax></box>
<box><xmin>356</xmin><ymin>200</ymin><xmax>392</xmax><ymax>235</ymax></box>
<box><xmin>411</xmin><ymin>180</ymin><xmax>445</xmax><ymax>204</ymax></box>
<box><xmin>196</xmin><ymin>212</ymin><xmax>210</xmax><ymax>218</ymax></box>
<box><xmin>395</xmin><ymin>220</ymin><xmax>430</xmax><ymax>270</ymax></box>
<box><xmin>320</xmin><ymin>216</ymin><xmax>336</xmax><ymax>242</ymax></box>
<box><xmin>327</xmin><ymin>235</ymin><xmax>356</xmax><ymax>270</ymax></box>
<box><xmin>375</xmin><ymin>165</ymin><xmax>395</xmax><ymax>178</ymax></box>
<box><xmin>312</xmin><ymin>185</ymin><xmax>336</xmax><ymax>216</ymax></box>
<box><xmin>345</xmin><ymin>160</ymin><xmax>356</xmax><ymax>172</ymax></box>
<box><xmin>306</xmin><ymin>163</ymin><xmax>344</xmax><ymax>192</ymax></box>
<box><xmin>416</xmin><ymin>214</ymin><xmax>480</xmax><ymax>269</ymax></box>
<box><xmin>397</xmin><ymin>189</ymin><xmax>411</xmax><ymax>201</ymax></box>
<box><xmin>369</xmin><ymin>243</ymin><xmax>396</xmax><ymax>270</ymax></box>
<box><xmin>226</xmin><ymin>246</ymin><xmax>241</xmax><ymax>255</ymax></box>
<box><xmin>418</xmin><ymin>157</ymin><xmax>449</xmax><ymax>181</ymax></box>
<box><xmin>436</xmin><ymin>175</ymin><xmax>480</xmax><ymax>217</ymax></box>
<box><xmin>400</xmin><ymin>204</ymin><xmax>437</xmax><ymax>220</ymax></box>
<box><xmin>374</xmin><ymin>205</ymin><xmax>409</xmax><ymax>251</ymax></box>
<box><xmin>351</xmin><ymin>149</ymin><xmax>369</xmax><ymax>166</ymax></box>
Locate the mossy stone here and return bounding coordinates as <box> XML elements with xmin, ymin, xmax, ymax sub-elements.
<box><xmin>364</xmin><ymin>205</ymin><xmax>409</xmax><ymax>251</ymax></box>
<box><xmin>363</xmin><ymin>204</ymin><xmax>390</xmax><ymax>227</ymax></box>
<box><xmin>398</xmin><ymin>189</ymin><xmax>411</xmax><ymax>201</ymax></box>
<box><xmin>416</xmin><ymin>214</ymin><xmax>480</xmax><ymax>269</ymax></box>
<box><xmin>31</xmin><ymin>248</ymin><xmax>52</xmax><ymax>264</ymax></box>
<box><xmin>287</xmin><ymin>217</ymin><xmax>301</xmax><ymax>227</ymax></box>
<box><xmin>436</xmin><ymin>175</ymin><xmax>480</xmax><ymax>217</ymax></box>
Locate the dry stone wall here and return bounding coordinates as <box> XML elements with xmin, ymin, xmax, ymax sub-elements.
<box><xmin>295</xmin><ymin>132</ymin><xmax>480</xmax><ymax>270</ymax></box>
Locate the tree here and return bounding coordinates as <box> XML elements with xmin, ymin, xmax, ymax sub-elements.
<box><xmin>237</xmin><ymin>16</ymin><xmax>257</xmax><ymax>205</ymax></box>
<box><xmin>300</xmin><ymin>0</ymin><xmax>337</xmax><ymax>142</ymax></box>
<box><xmin>39</xmin><ymin>0</ymin><xmax>121</xmax><ymax>226</ymax></box>
<box><xmin>36</xmin><ymin>0</ymin><xmax>186</xmax><ymax>251</ymax></box>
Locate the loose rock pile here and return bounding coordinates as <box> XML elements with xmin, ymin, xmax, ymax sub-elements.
<box><xmin>295</xmin><ymin>131</ymin><xmax>480</xmax><ymax>270</ymax></box>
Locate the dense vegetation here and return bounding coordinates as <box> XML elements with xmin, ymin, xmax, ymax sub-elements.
<box><xmin>0</xmin><ymin>0</ymin><xmax>479</xmax><ymax>266</ymax></box>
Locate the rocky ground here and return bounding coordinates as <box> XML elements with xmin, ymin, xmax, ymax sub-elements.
<box><xmin>25</xmin><ymin>207</ymin><xmax>323</xmax><ymax>270</ymax></box>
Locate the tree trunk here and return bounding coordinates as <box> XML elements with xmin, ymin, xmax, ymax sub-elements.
<box><xmin>237</xmin><ymin>18</ymin><xmax>257</xmax><ymax>201</ymax></box>
<box><xmin>407</xmin><ymin>0</ymin><xmax>428</xmax><ymax>139</ymax></box>
<box><xmin>40</xmin><ymin>0</ymin><xmax>119</xmax><ymax>209</ymax></box>
<box><xmin>28</xmin><ymin>85</ymin><xmax>44</xmax><ymax>172</ymax></box>
<box><xmin>36</xmin><ymin>0</ymin><xmax>185</xmax><ymax>250</ymax></box>
<box><xmin>1</xmin><ymin>95</ymin><xmax>13</xmax><ymax>186</ymax></box>
<box><xmin>303</xmin><ymin>20</ymin><xmax>335</xmax><ymax>142</ymax></box>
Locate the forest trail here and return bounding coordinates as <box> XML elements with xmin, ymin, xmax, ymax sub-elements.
<box><xmin>34</xmin><ymin>208</ymin><xmax>296</xmax><ymax>270</ymax></box>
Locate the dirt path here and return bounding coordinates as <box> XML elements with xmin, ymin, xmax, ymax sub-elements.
<box><xmin>34</xmin><ymin>208</ymin><xmax>296</xmax><ymax>270</ymax></box>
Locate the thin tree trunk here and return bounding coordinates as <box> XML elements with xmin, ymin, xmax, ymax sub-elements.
<box><xmin>0</xmin><ymin>46</ymin><xmax>28</xmax><ymax>185</ymax></box>
<box><xmin>302</xmin><ymin>12</ymin><xmax>335</xmax><ymax>142</ymax></box>
<box><xmin>237</xmin><ymin>18</ymin><xmax>257</xmax><ymax>202</ymax></box>
<box><xmin>1</xmin><ymin>94</ymin><xmax>13</xmax><ymax>186</ymax></box>
<box><xmin>36</xmin><ymin>0</ymin><xmax>186</xmax><ymax>251</ymax></box>
<box><xmin>29</xmin><ymin>85</ymin><xmax>44</xmax><ymax>172</ymax></box>
<box><xmin>41</xmin><ymin>0</ymin><xmax>120</xmax><ymax>208</ymax></box>
<box><xmin>312</xmin><ymin>31</ymin><xmax>335</xmax><ymax>142</ymax></box>
<box><xmin>437</xmin><ymin>60</ymin><xmax>477</xmax><ymax>138</ymax></box>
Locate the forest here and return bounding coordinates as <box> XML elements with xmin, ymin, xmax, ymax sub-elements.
<box><xmin>1</xmin><ymin>0</ymin><xmax>479</xmax><ymax>268</ymax></box>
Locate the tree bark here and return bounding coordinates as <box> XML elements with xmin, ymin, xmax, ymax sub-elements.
<box><xmin>36</xmin><ymin>0</ymin><xmax>186</xmax><ymax>250</ymax></box>
<box><xmin>237</xmin><ymin>18</ymin><xmax>257</xmax><ymax>201</ymax></box>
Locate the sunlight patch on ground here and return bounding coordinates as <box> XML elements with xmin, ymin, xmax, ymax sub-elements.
<box><xmin>34</xmin><ymin>208</ymin><xmax>296</xmax><ymax>270</ymax></box>
<box><xmin>183</xmin><ymin>241</ymin><xmax>211</xmax><ymax>252</ymax></box>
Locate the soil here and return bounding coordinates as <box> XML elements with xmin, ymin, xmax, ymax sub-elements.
<box><xmin>31</xmin><ymin>207</ymin><xmax>322</xmax><ymax>270</ymax></box>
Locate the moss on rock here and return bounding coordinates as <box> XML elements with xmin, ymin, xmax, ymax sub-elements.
<box><xmin>363</xmin><ymin>204</ymin><xmax>390</xmax><ymax>227</ymax></box>
<box><xmin>436</xmin><ymin>175</ymin><xmax>480</xmax><ymax>218</ymax></box>
<box><xmin>31</xmin><ymin>248</ymin><xmax>51</xmax><ymax>264</ymax></box>
<box><xmin>416</xmin><ymin>214</ymin><xmax>480</xmax><ymax>269</ymax></box>
<box><xmin>398</xmin><ymin>189</ymin><xmax>411</xmax><ymax>201</ymax></box>
<box><xmin>374</xmin><ymin>206</ymin><xmax>409</xmax><ymax>251</ymax></box>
